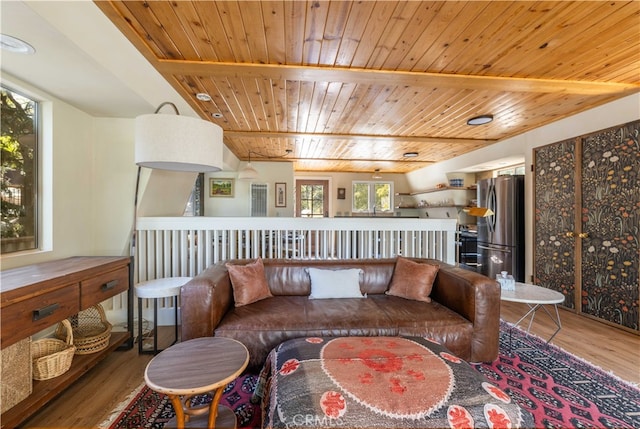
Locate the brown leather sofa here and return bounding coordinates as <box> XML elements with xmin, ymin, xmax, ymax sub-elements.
<box><xmin>181</xmin><ymin>258</ymin><xmax>500</xmax><ymax>370</ymax></box>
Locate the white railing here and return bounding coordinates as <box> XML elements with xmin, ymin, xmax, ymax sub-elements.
<box><xmin>133</xmin><ymin>216</ymin><xmax>457</xmax><ymax>281</ymax></box>
<box><xmin>115</xmin><ymin>217</ymin><xmax>457</xmax><ymax>326</ymax></box>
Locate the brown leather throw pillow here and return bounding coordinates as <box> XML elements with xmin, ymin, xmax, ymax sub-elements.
<box><xmin>386</xmin><ymin>256</ymin><xmax>439</xmax><ymax>302</ymax></box>
<box><xmin>226</xmin><ymin>258</ymin><xmax>273</xmax><ymax>307</ymax></box>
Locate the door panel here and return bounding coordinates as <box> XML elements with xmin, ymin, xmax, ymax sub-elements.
<box><xmin>296</xmin><ymin>180</ymin><xmax>329</xmax><ymax>218</ymax></box>
<box><xmin>580</xmin><ymin>122</ymin><xmax>639</xmax><ymax>330</ymax></box>
<box><xmin>477</xmin><ymin>243</ymin><xmax>514</xmax><ymax>281</ymax></box>
<box><xmin>533</xmin><ymin>138</ymin><xmax>577</xmax><ymax>309</ymax></box>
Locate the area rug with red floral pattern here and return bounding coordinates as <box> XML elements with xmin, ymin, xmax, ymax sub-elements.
<box><xmin>104</xmin><ymin>325</ymin><xmax>640</xmax><ymax>429</ymax></box>
<box><xmin>473</xmin><ymin>322</ymin><xmax>640</xmax><ymax>428</ymax></box>
<box><xmin>254</xmin><ymin>336</ymin><xmax>533</xmax><ymax>428</ymax></box>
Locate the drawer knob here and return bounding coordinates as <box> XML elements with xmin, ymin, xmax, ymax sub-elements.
<box><xmin>33</xmin><ymin>303</ymin><xmax>60</xmax><ymax>321</ymax></box>
<box><xmin>101</xmin><ymin>279</ymin><xmax>119</xmax><ymax>291</ymax></box>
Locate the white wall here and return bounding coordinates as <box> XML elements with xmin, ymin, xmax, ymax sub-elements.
<box><xmin>406</xmin><ymin>93</ymin><xmax>640</xmax><ymax>281</ymax></box>
<box><xmin>205</xmin><ymin>161</ymin><xmax>295</xmax><ymax>217</ymax></box>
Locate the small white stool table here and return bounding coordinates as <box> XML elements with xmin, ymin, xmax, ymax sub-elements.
<box><xmin>501</xmin><ymin>282</ymin><xmax>565</xmax><ymax>347</ymax></box>
<box><xmin>135</xmin><ymin>277</ymin><xmax>191</xmax><ymax>354</ymax></box>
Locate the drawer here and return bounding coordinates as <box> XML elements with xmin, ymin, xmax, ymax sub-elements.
<box><xmin>1</xmin><ymin>284</ymin><xmax>80</xmax><ymax>349</ymax></box>
<box><xmin>80</xmin><ymin>266</ymin><xmax>129</xmax><ymax>309</ymax></box>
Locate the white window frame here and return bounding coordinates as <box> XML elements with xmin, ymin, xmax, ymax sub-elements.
<box><xmin>351</xmin><ymin>181</ymin><xmax>394</xmax><ymax>214</ymax></box>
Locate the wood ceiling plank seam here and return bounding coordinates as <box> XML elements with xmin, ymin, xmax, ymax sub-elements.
<box><xmin>260</xmin><ymin>0</ymin><xmax>287</xmax><ymax>64</ymax></box>
<box><xmin>236</xmin><ymin>77</ymin><xmax>268</xmax><ymax>131</ymax></box>
<box><xmin>302</xmin><ymin>0</ymin><xmax>331</xmax><ymax>66</ymax></box>
<box><xmin>393</xmin><ymin>87</ymin><xmax>463</xmax><ymax>136</ymax></box>
<box><xmin>322</xmin><ymin>82</ymin><xmax>359</xmax><ymax>135</ymax></box>
<box><xmin>404</xmin><ymin>88</ymin><xmax>479</xmax><ymax>137</ymax></box>
<box><xmin>119</xmin><ymin>1</ymin><xmax>182</xmax><ymax>61</ymax></box>
<box><xmin>379</xmin><ymin>1</ymin><xmax>451</xmax><ymax>72</ymax></box>
<box><xmin>96</xmin><ymin>2</ymin><xmax>162</xmax><ymax>62</ymax></box>
<box><xmin>508</xmin><ymin>2</ymin><xmax>636</xmax><ymax>80</ymax></box>
<box><xmin>543</xmin><ymin>12</ymin><xmax>640</xmax><ymax>82</ymax></box>
<box><xmin>270</xmin><ymin>78</ymin><xmax>288</xmax><ymax>133</ymax></box>
<box><xmin>355</xmin><ymin>84</ymin><xmax>414</xmax><ymax>136</ymax></box>
<box><xmin>449</xmin><ymin>1</ymin><xmax>547</xmax><ymax>77</ymax></box>
<box><xmin>165</xmin><ymin>0</ymin><xmax>212</xmax><ymax>61</ymax></box>
<box><xmin>332</xmin><ymin>0</ymin><xmax>376</xmax><ymax>67</ymax></box>
<box><xmin>221</xmin><ymin>76</ymin><xmax>256</xmax><ymax>131</ymax></box>
<box><xmin>239</xmin><ymin>1</ymin><xmax>271</xmax><ymax>64</ymax></box>
<box><xmin>144</xmin><ymin>1</ymin><xmax>200</xmax><ymax>60</ymax></box>
<box><xmin>348</xmin><ymin>1</ymin><xmax>399</xmax><ymax>68</ymax></box>
<box><xmin>365</xmin><ymin>1</ymin><xmax>423</xmax><ymax>70</ymax></box>
<box><xmin>506</xmin><ymin>2</ymin><xmax>613</xmax><ymax>78</ymax></box>
<box><xmin>283</xmin><ymin>0</ymin><xmax>307</xmax><ymax>65</ymax></box>
<box><xmin>296</xmin><ymin>81</ymin><xmax>317</xmax><ymax>133</ymax></box>
<box><xmin>285</xmin><ymin>79</ymin><xmax>301</xmax><ymax>133</ymax></box>
<box><xmin>317</xmin><ymin>0</ymin><xmax>352</xmax><ymax>66</ymax></box>
<box><xmin>306</xmin><ymin>81</ymin><xmax>342</xmax><ymax>133</ymax></box>
<box><xmin>215</xmin><ymin>0</ymin><xmax>252</xmax><ymax>62</ymax></box>
<box><xmin>435</xmin><ymin>1</ymin><xmax>533</xmax><ymax>76</ymax></box>
<box><xmin>424</xmin><ymin>1</ymin><xmax>518</xmax><ymax>74</ymax></box>
<box><xmin>383</xmin><ymin>87</ymin><xmax>442</xmax><ymax>137</ymax></box>
<box><xmin>314</xmin><ymin>81</ymin><xmax>347</xmax><ymax>135</ymax></box>
<box><xmin>331</xmin><ymin>84</ymin><xmax>386</xmax><ymax>135</ymax></box>
<box><xmin>399</xmin><ymin>1</ymin><xmax>478</xmax><ymax>72</ymax></box>
<box><xmin>472</xmin><ymin>0</ymin><xmax>580</xmax><ymax>77</ymax></box>
<box><xmin>482</xmin><ymin>0</ymin><xmax>583</xmax><ymax>77</ymax></box>
<box><xmin>256</xmin><ymin>76</ymin><xmax>280</xmax><ymax>131</ymax></box>
<box><xmin>191</xmin><ymin>1</ymin><xmax>231</xmax><ymax>61</ymax></box>
<box><xmin>200</xmin><ymin>76</ymin><xmax>243</xmax><ymax>129</ymax></box>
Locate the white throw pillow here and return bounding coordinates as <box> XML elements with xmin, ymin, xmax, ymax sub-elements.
<box><xmin>306</xmin><ymin>268</ymin><xmax>366</xmax><ymax>299</ymax></box>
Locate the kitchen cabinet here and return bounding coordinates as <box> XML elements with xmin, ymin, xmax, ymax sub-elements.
<box><xmin>533</xmin><ymin>120</ymin><xmax>639</xmax><ymax>332</ymax></box>
<box><xmin>0</xmin><ymin>256</ymin><xmax>134</xmax><ymax>427</ymax></box>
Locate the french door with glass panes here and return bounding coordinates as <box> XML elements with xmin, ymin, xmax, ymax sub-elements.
<box><xmin>296</xmin><ymin>180</ymin><xmax>328</xmax><ymax>218</ymax></box>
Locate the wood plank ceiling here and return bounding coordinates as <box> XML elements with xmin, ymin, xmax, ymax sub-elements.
<box><xmin>95</xmin><ymin>1</ymin><xmax>640</xmax><ymax>173</ymax></box>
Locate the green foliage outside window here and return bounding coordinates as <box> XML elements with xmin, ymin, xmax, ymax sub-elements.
<box><xmin>1</xmin><ymin>87</ymin><xmax>37</xmax><ymax>252</ymax></box>
<box><xmin>352</xmin><ymin>181</ymin><xmax>392</xmax><ymax>213</ymax></box>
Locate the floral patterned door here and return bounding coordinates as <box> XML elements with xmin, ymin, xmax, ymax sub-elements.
<box><xmin>534</xmin><ymin>139</ymin><xmax>578</xmax><ymax>310</ymax></box>
<box><xmin>580</xmin><ymin>121</ymin><xmax>639</xmax><ymax>331</ymax></box>
<box><xmin>534</xmin><ymin>120</ymin><xmax>639</xmax><ymax>332</ymax></box>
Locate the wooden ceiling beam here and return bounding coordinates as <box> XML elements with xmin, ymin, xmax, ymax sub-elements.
<box><xmin>225</xmin><ymin>130</ymin><xmax>494</xmax><ymax>145</ymax></box>
<box><xmin>156</xmin><ymin>60</ymin><xmax>640</xmax><ymax>96</ymax></box>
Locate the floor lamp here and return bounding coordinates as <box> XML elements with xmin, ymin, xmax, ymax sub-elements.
<box><xmin>131</xmin><ymin>101</ymin><xmax>223</xmax><ymax>264</ymax></box>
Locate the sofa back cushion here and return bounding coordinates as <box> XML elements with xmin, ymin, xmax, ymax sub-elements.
<box><xmin>260</xmin><ymin>259</ymin><xmax>397</xmax><ymax>296</ymax></box>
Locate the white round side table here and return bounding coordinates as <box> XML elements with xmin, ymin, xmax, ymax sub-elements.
<box><xmin>135</xmin><ymin>277</ymin><xmax>192</xmax><ymax>354</ymax></box>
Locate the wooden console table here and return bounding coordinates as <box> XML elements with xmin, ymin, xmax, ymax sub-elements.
<box><xmin>0</xmin><ymin>256</ymin><xmax>134</xmax><ymax>428</ymax></box>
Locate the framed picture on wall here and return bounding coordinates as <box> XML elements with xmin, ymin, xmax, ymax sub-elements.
<box><xmin>209</xmin><ymin>178</ymin><xmax>234</xmax><ymax>197</ymax></box>
<box><xmin>337</xmin><ymin>188</ymin><xmax>346</xmax><ymax>199</ymax></box>
<box><xmin>275</xmin><ymin>182</ymin><xmax>286</xmax><ymax>207</ymax></box>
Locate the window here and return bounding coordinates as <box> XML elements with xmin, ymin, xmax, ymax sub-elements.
<box><xmin>352</xmin><ymin>181</ymin><xmax>393</xmax><ymax>213</ymax></box>
<box><xmin>297</xmin><ymin>181</ymin><xmax>328</xmax><ymax>218</ymax></box>
<box><xmin>496</xmin><ymin>164</ymin><xmax>526</xmax><ymax>176</ymax></box>
<box><xmin>1</xmin><ymin>86</ymin><xmax>38</xmax><ymax>253</ymax></box>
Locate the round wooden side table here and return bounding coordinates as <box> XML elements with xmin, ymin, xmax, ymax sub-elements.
<box><xmin>144</xmin><ymin>337</ymin><xmax>249</xmax><ymax>429</ymax></box>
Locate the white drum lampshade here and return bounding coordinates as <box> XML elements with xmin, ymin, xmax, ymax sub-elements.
<box><xmin>135</xmin><ymin>113</ymin><xmax>223</xmax><ymax>172</ymax></box>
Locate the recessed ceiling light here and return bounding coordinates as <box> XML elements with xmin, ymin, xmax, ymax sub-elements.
<box><xmin>211</xmin><ymin>112</ymin><xmax>223</xmax><ymax>119</ymax></box>
<box><xmin>0</xmin><ymin>34</ymin><xmax>35</xmax><ymax>54</ymax></box>
<box><xmin>467</xmin><ymin>115</ymin><xmax>493</xmax><ymax>126</ymax></box>
<box><xmin>403</xmin><ymin>152</ymin><xmax>419</xmax><ymax>158</ymax></box>
<box><xmin>196</xmin><ymin>93</ymin><xmax>212</xmax><ymax>102</ymax></box>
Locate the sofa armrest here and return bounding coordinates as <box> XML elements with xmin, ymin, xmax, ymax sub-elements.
<box><xmin>180</xmin><ymin>262</ymin><xmax>232</xmax><ymax>340</ymax></box>
<box><xmin>431</xmin><ymin>265</ymin><xmax>501</xmax><ymax>362</ymax></box>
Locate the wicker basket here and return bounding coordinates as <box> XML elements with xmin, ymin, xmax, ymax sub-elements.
<box><xmin>57</xmin><ymin>304</ymin><xmax>112</xmax><ymax>355</ymax></box>
<box><xmin>32</xmin><ymin>319</ymin><xmax>75</xmax><ymax>381</ymax></box>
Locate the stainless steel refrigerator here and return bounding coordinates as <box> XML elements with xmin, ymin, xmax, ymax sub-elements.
<box><xmin>476</xmin><ymin>175</ymin><xmax>525</xmax><ymax>281</ymax></box>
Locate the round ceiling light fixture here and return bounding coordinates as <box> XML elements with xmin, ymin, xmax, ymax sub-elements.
<box><xmin>211</xmin><ymin>112</ymin><xmax>224</xmax><ymax>119</ymax></box>
<box><xmin>403</xmin><ymin>152</ymin><xmax>419</xmax><ymax>158</ymax></box>
<box><xmin>196</xmin><ymin>93</ymin><xmax>212</xmax><ymax>102</ymax></box>
<box><xmin>1</xmin><ymin>34</ymin><xmax>35</xmax><ymax>54</ymax></box>
<box><xmin>467</xmin><ymin>114</ymin><xmax>494</xmax><ymax>126</ymax></box>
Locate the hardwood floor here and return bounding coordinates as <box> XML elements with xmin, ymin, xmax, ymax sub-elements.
<box><xmin>19</xmin><ymin>302</ymin><xmax>640</xmax><ymax>428</ymax></box>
